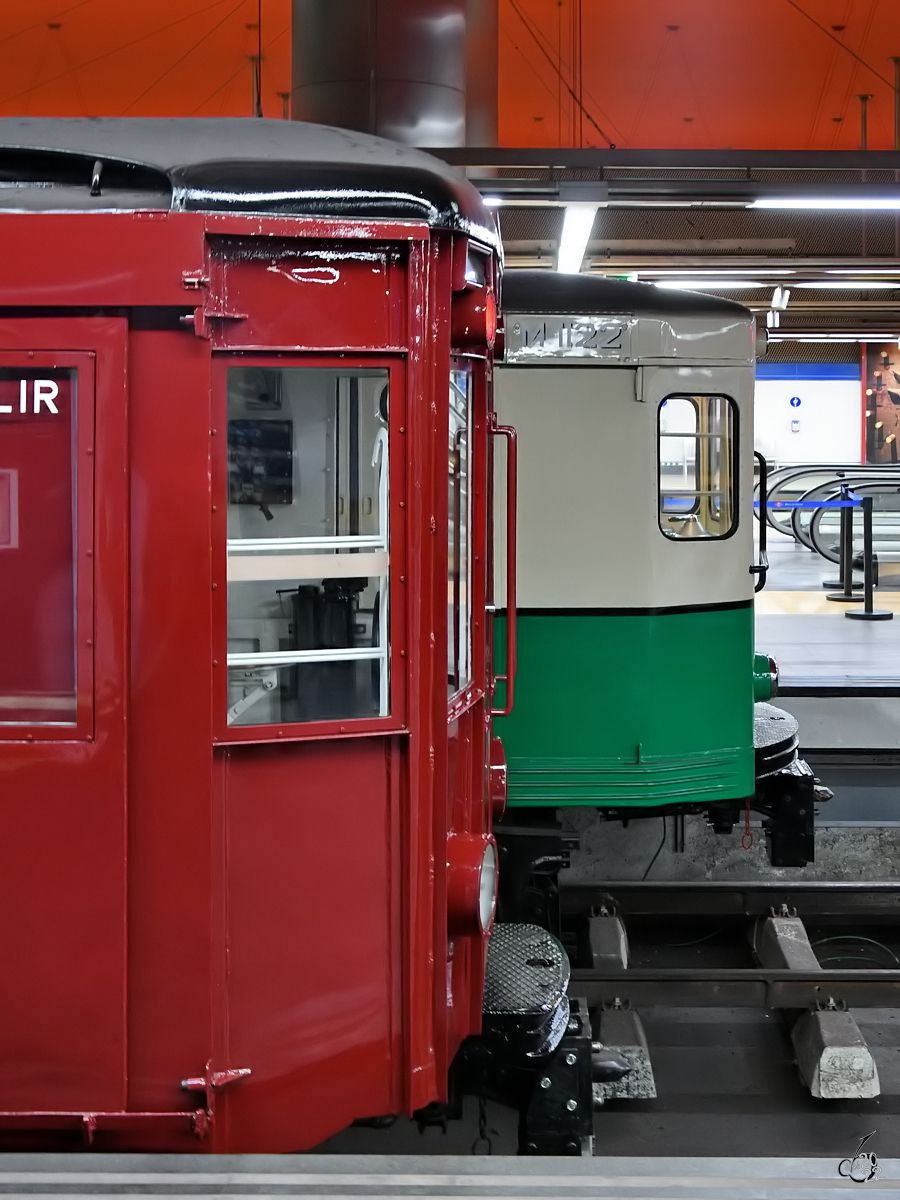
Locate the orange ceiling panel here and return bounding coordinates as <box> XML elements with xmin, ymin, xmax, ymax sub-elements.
<box><xmin>0</xmin><ymin>0</ymin><xmax>291</xmax><ymax>119</ymax></box>
<box><xmin>499</xmin><ymin>0</ymin><xmax>900</xmax><ymax>149</ymax></box>
<box><xmin>0</xmin><ymin>0</ymin><xmax>896</xmax><ymax>151</ymax></box>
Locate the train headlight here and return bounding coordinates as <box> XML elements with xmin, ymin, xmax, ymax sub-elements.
<box><xmin>479</xmin><ymin>840</ymin><xmax>498</xmax><ymax>933</ymax></box>
<box><xmin>447</xmin><ymin>833</ymin><xmax>498</xmax><ymax>936</ymax></box>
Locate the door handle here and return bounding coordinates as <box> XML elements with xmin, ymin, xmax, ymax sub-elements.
<box><xmin>751</xmin><ymin>450</ymin><xmax>769</xmax><ymax>593</ymax></box>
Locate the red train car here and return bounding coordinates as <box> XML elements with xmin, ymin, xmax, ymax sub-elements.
<box><xmin>0</xmin><ymin>118</ymin><xmax>508</xmax><ymax>1151</ymax></box>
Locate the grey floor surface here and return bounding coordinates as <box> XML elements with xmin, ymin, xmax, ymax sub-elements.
<box><xmin>763</xmin><ymin>533</ymin><xmax>845</xmax><ymax>592</ymax></box>
<box><xmin>757</xmin><ymin>534</ymin><xmax>900</xmax><ymax>687</ymax></box>
<box><xmin>1</xmin><ymin>1152</ymin><xmax>899</xmax><ymax>1198</ymax></box>
<box><xmin>757</xmin><ymin>613</ymin><xmax>900</xmax><ymax>687</ymax></box>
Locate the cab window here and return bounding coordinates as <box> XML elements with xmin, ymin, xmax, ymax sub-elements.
<box><xmin>658</xmin><ymin>394</ymin><xmax>737</xmax><ymax>539</ymax></box>
<box><xmin>0</xmin><ymin>369</ymin><xmax>79</xmax><ymax>727</ymax></box>
<box><xmin>226</xmin><ymin>366</ymin><xmax>389</xmax><ymax>727</ymax></box>
<box><xmin>448</xmin><ymin>365</ymin><xmax>472</xmax><ymax>697</ymax></box>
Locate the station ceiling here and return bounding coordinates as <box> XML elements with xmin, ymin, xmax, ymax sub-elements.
<box><xmin>0</xmin><ymin>0</ymin><xmax>898</xmax><ymax>349</ymax></box>
<box><xmin>2</xmin><ymin>0</ymin><xmax>895</xmax><ymax>150</ymax></box>
<box><xmin>499</xmin><ymin>0</ymin><xmax>900</xmax><ymax>152</ymax></box>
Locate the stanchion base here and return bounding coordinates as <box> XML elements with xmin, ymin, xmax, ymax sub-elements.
<box><xmin>822</xmin><ymin>578</ymin><xmax>861</xmax><ymax>589</ymax></box>
<box><xmin>846</xmin><ymin>609</ymin><xmax>893</xmax><ymax>621</ymax></box>
<box><xmin>826</xmin><ymin>592</ymin><xmax>864</xmax><ymax>603</ymax></box>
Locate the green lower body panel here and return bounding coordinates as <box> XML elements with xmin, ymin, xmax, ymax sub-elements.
<box><xmin>494</xmin><ymin>605</ymin><xmax>756</xmax><ymax>808</ymax></box>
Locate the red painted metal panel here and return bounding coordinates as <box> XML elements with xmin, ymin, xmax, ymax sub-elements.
<box><xmin>0</xmin><ymin>214</ymin><xmax>205</xmax><ymax>308</ymax></box>
<box><xmin>0</xmin><ymin>318</ymin><xmax>128</xmax><ymax>1112</ymax></box>
<box><xmin>0</xmin><ymin>207</ymin><xmax>498</xmax><ymax>1151</ymax></box>
<box><xmin>203</xmin><ymin>214</ymin><xmax>430</xmax><ymax>244</ymax></box>
<box><xmin>402</xmin><ymin>238</ymin><xmax>440</xmax><ymax>1111</ymax></box>
<box><xmin>217</xmin><ymin>738</ymin><xmax>397</xmax><ymax>1151</ymax></box>
<box><xmin>124</xmin><ymin>329</ymin><xmax>215</xmax><ymax>1119</ymax></box>
<box><xmin>208</xmin><ymin>242</ymin><xmax>407</xmax><ymax>352</ymax></box>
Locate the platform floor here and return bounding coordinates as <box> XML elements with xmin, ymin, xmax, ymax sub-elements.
<box><xmin>756</xmin><ymin>534</ymin><xmax>900</xmax><ymax>688</ymax></box>
<box><xmin>0</xmin><ymin>1152</ymin><xmax>897</xmax><ymax>1198</ymax></box>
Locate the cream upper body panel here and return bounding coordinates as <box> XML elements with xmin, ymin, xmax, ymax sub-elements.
<box><xmin>494</xmin><ymin>273</ymin><xmax>756</xmax><ymax>612</ymax></box>
<box><xmin>494</xmin><ymin>365</ymin><xmax>755</xmax><ymax>611</ymax></box>
<box><xmin>504</xmin><ymin>311</ymin><xmax>755</xmax><ymax>369</ymax></box>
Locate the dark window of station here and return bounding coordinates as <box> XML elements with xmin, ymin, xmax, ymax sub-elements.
<box><xmin>658</xmin><ymin>394</ymin><xmax>737</xmax><ymax>540</ymax></box>
<box><xmin>0</xmin><ymin>370</ymin><xmax>78</xmax><ymax>725</ymax></box>
<box><xmin>226</xmin><ymin>367</ymin><xmax>389</xmax><ymax>727</ymax></box>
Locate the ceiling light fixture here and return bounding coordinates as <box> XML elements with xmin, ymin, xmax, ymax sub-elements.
<box><xmin>793</xmin><ymin>280</ymin><xmax>900</xmax><ymax>289</ymax></box>
<box><xmin>767</xmin><ymin>333</ymin><xmax>900</xmax><ymax>342</ymax></box>
<box><xmin>655</xmin><ymin>280</ymin><xmax>764</xmax><ymax>289</ymax></box>
<box><xmin>557</xmin><ymin>205</ymin><xmax>598</xmax><ymax>274</ymax></box>
<box><xmin>750</xmin><ymin>198</ymin><xmax>900</xmax><ymax>210</ymax></box>
<box><xmin>639</xmin><ymin>268</ymin><xmax>795</xmax><ymax>277</ymax></box>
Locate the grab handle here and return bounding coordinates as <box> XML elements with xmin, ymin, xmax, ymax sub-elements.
<box><xmin>751</xmin><ymin>450</ymin><xmax>769</xmax><ymax>593</ymax></box>
<box><xmin>490</xmin><ymin>415</ymin><xmax>517</xmax><ymax>716</ymax></box>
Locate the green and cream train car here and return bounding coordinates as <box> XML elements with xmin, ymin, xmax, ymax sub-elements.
<box><xmin>492</xmin><ymin>271</ymin><xmax>824</xmax><ymax>869</ymax></box>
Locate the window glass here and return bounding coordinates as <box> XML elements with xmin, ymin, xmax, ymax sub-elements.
<box><xmin>659</xmin><ymin>394</ymin><xmax>736</xmax><ymax>540</ymax></box>
<box><xmin>0</xmin><ymin>369</ymin><xmax>78</xmax><ymax>724</ymax></box>
<box><xmin>226</xmin><ymin>367</ymin><xmax>389</xmax><ymax>726</ymax></box>
<box><xmin>448</xmin><ymin>365</ymin><xmax>472</xmax><ymax>697</ymax></box>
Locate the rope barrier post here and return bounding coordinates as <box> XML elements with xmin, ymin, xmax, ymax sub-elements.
<box><xmin>847</xmin><ymin>496</ymin><xmax>893</xmax><ymax>622</ymax></box>
<box><xmin>822</xmin><ymin>483</ymin><xmax>847</xmax><ymax>589</ymax></box>
<box><xmin>826</xmin><ymin>486</ymin><xmax>862</xmax><ymax>603</ymax></box>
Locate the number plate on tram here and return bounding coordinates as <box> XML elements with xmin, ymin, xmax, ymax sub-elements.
<box><xmin>504</xmin><ymin>314</ymin><xmax>634</xmax><ymax>362</ymax></box>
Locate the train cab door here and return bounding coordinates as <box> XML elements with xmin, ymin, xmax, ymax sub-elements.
<box><xmin>0</xmin><ymin>317</ymin><xmax>129</xmax><ymax>1111</ymax></box>
<box><xmin>644</xmin><ymin>363</ymin><xmax>751</xmax><ymax>606</ymax></box>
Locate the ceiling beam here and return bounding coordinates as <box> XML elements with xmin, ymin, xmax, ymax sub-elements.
<box><xmin>436</xmin><ymin>147</ymin><xmax>900</xmax><ymax>170</ymax></box>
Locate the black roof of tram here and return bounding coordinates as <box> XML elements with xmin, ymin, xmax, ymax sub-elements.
<box><xmin>0</xmin><ymin>117</ymin><xmax>497</xmax><ymax>246</ymax></box>
<box><xmin>503</xmin><ymin>270</ymin><xmax>752</xmax><ymax>319</ymax></box>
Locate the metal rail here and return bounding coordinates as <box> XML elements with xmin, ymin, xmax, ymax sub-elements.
<box><xmin>808</xmin><ymin>481</ymin><xmax>900</xmax><ymax>565</ymax></box>
<box><xmin>570</xmin><ymin>967</ymin><xmax>900</xmax><ymax>1008</ymax></box>
<box><xmin>561</xmin><ymin>880</ymin><xmax>900</xmax><ymax>917</ymax></box>
<box><xmin>435</xmin><ymin>148</ymin><xmax>900</xmax><ymax>170</ymax></box>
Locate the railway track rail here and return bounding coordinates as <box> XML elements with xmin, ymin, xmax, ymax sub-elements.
<box><xmin>561</xmin><ymin>880</ymin><xmax>900</xmax><ymax>919</ymax></box>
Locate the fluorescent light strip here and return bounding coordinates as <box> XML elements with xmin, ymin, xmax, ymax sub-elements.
<box><xmin>638</xmin><ymin>268</ymin><xmax>795</xmax><ymax>276</ymax></box>
<box><xmin>655</xmin><ymin>280</ymin><xmax>764</xmax><ymax>289</ymax></box>
<box><xmin>767</xmin><ymin>334</ymin><xmax>898</xmax><ymax>342</ymax></box>
<box><xmin>557</xmin><ymin>205</ymin><xmax>598</xmax><ymax>274</ymax></box>
<box><xmin>751</xmin><ymin>198</ymin><xmax>900</xmax><ymax>210</ymax></box>
<box><xmin>793</xmin><ymin>280</ymin><xmax>900</xmax><ymax>289</ymax></box>
<box><xmin>827</xmin><ymin>267</ymin><xmax>900</xmax><ymax>274</ymax></box>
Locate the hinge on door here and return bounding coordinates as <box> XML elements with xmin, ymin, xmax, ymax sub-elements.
<box><xmin>181</xmin><ymin>1061</ymin><xmax>251</xmax><ymax>1136</ymax></box>
<box><xmin>633</xmin><ymin>365</ymin><xmax>645</xmax><ymax>402</ymax></box>
<box><xmin>182</xmin><ymin>271</ymin><xmax>210</xmax><ymax>290</ymax></box>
